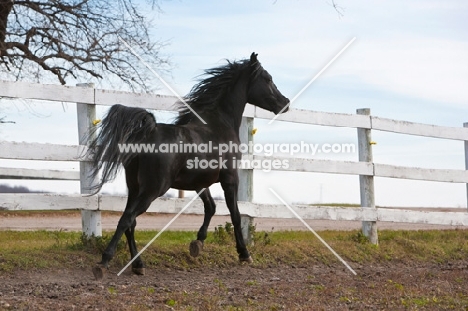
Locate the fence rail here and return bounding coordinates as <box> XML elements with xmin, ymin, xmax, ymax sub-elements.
<box><xmin>1</xmin><ymin>80</ymin><xmax>468</xmax><ymax>244</ymax></box>
<box><xmin>2</xmin><ymin>142</ymin><xmax>468</xmax><ymax>183</ymax></box>
<box><xmin>2</xmin><ymin>193</ymin><xmax>468</xmax><ymax>227</ymax></box>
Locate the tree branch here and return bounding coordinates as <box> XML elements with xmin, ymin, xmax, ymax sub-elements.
<box><xmin>0</xmin><ymin>0</ymin><xmax>168</xmax><ymax>91</ymax></box>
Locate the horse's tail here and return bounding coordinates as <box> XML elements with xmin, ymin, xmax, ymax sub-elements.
<box><xmin>87</xmin><ymin>104</ymin><xmax>157</xmax><ymax>193</ymax></box>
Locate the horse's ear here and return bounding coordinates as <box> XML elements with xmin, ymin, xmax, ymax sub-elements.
<box><xmin>250</xmin><ymin>52</ymin><xmax>258</xmax><ymax>64</ymax></box>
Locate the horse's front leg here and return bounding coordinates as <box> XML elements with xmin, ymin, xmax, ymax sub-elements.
<box><xmin>221</xmin><ymin>182</ymin><xmax>252</xmax><ymax>263</ymax></box>
<box><xmin>190</xmin><ymin>188</ymin><xmax>216</xmax><ymax>257</ymax></box>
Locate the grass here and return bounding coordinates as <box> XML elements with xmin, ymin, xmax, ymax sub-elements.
<box><xmin>1</xmin><ymin>227</ymin><xmax>467</xmax><ymax>309</ymax></box>
<box><xmin>0</xmin><ymin>228</ymin><xmax>467</xmax><ymax>272</ymax></box>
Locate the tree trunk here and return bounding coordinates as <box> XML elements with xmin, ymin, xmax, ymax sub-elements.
<box><xmin>0</xmin><ymin>0</ymin><xmax>13</xmax><ymax>56</ymax></box>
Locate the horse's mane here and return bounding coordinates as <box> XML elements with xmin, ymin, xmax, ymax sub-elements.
<box><xmin>175</xmin><ymin>58</ymin><xmax>261</xmax><ymax>125</ymax></box>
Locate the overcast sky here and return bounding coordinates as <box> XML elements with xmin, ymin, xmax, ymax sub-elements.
<box><xmin>1</xmin><ymin>0</ymin><xmax>467</xmax><ymax>207</ymax></box>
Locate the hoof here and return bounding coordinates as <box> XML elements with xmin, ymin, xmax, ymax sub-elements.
<box><xmin>92</xmin><ymin>265</ymin><xmax>106</xmax><ymax>281</ymax></box>
<box><xmin>240</xmin><ymin>256</ymin><xmax>253</xmax><ymax>264</ymax></box>
<box><xmin>189</xmin><ymin>240</ymin><xmax>203</xmax><ymax>257</ymax></box>
<box><xmin>132</xmin><ymin>267</ymin><xmax>146</xmax><ymax>275</ymax></box>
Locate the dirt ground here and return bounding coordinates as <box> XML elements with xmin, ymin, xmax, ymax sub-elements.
<box><xmin>1</xmin><ymin>212</ymin><xmax>467</xmax><ymax>310</ymax></box>
<box><xmin>0</xmin><ymin>261</ymin><xmax>467</xmax><ymax>310</ymax></box>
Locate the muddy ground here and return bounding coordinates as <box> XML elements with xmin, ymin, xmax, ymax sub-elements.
<box><xmin>0</xmin><ymin>212</ymin><xmax>467</xmax><ymax>310</ymax></box>
<box><xmin>0</xmin><ymin>261</ymin><xmax>467</xmax><ymax>310</ymax></box>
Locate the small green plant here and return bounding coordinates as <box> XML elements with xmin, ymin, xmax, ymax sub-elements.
<box><xmin>224</xmin><ymin>222</ymin><xmax>234</xmax><ymax>235</ymax></box>
<box><xmin>165</xmin><ymin>298</ymin><xmax>176</xmax><ymax>307</ymax></box>
<box><xmin>214</xmin><ymin>278</ymin><xmax>227</xmax><ymax>292</ymax></box>
<box><xmin>401</xmin><ymin>297</ymin><xmax>431</xmax><ymax>307</ymax></box>
<box><xmin>246</xmin><ymin>280</ymin><xmax>258</xmax><ymax>286</ymax></box>
<box><xmin>213</xmin><ymin>222</ymin><xmax>234</xmax><ymax>244</ymax></box>
<box><xmin>49</xmin><ymin>230</ymin><xmax>68</xmax><ymax>248</ymax></box>
<box><xmin>254</xmin><ymin>231</ymin><xmax>272</xmax><ymax>246</ymax></box>
<box><xmin>351</xmin><ymin>231</ymin><xmax>370</xmax><ymax>244</ymax></box>
<box><xmin>312</xmin><ymin>284</ymin><xmax>325</xmax><ymax>291</ymax></box>
<box><xmin>140</xmin><ymin>286</ymin><xmax>155</xmax><ymax>294</ymax></box>
<box><xmin>388</xmin><ymin>279</ymin><xmax>404</xmax><ymax>291</ymax></box>
<box><xmin>76</xmin><ymin>233</ymin><xmax>126</xmax><ymax>254</ymax></box>
<box><xmin>339</xmin><ymin>296</ymin><xmax>352</xmax><ymax>303</ymax></box>
<box><xmin>251</xmin><ymin>223</ymin><xmax>274</xmax><ymax>246</ymax></box>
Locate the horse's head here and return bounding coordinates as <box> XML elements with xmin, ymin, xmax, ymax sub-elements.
<box><xmin>247</xmin><ymin>53</ymin><xmax>290</xmax><ymax>115</ymax></box>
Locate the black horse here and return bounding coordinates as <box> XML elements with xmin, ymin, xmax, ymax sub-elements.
<box><xmin>89</xmin><ymin>53</ymin><xmax>289</xmax><ymax>279</ymax></box>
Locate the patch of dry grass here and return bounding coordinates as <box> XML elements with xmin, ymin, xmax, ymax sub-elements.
<box><xmin>0</xmin><ymin>228</ymin><xmax>467</xmax><ymax>272</ymax></box>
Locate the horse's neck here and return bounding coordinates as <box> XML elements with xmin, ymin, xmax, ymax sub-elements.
<box><xmin>218</xmin><ymin>75</ymin><xmax>249</xmax><ymax>134</ymax></box>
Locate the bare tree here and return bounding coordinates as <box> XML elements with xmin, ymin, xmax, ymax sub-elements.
<box><xmin>0</xmin><ymin>0</ymin><xmax>168</xmax><ymax>91</ymax></box>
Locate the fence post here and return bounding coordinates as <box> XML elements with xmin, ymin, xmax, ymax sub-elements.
<box><xmin>238</xmin><ymin>116</ymin><xmax>254</xmax><ymax>245</ymax></box>
<box><xmin>178</xmin><ymin>190</ymin><xmax>185</xmax><ymax>198</ymax></box>
<box><xmin>357</xmin><ymin>108</ymin><xmax>378</xmax><ymax>244</ymax></box>
<box><xmin>76</xmin><ymin>83</ymin><xmax>102</xmax><ymax>237</ymax></box>
<box><xmin>464</xmin><ymin>122</ymin><xmax>468</xmax><ymax>211</ymax></box>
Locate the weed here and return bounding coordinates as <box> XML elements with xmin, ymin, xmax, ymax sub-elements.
<box><xmin>339</xmin><ymin>296</ymin><xmax>352</xmax><ymax>303</ymax></box>
<box><xmin>387</xmin><ymin>279</ymin><xmax>405</xmax><ymax>291</ymax></box>
<box><xmin>214</xmin><ymin>278</ymin><xmax>227</xmax><ymax>293</ymax></box>
<box><xmin>213</xmin><ymin>222</ymin><xmax>234</xmax><ymax>244</ymax></box>
<box><xmin>140</xmin><ymin>286</ymin><xmax>155</xmax><ymax>295</ymax></box>
<box><xmin>75</xmin><ymin>233</ymin><xmax>126</xmax><ymax>254</ymax></box>
<box><xmin>401</xmin><ymin>297</ymin><xmax>430</xmax><ymax>307</ymax></box>
<box><xmin>254</xmin><ymin>231</ymin><xmax>272</xmax><ymax>246</ymax></box>
<box><xmin>165</xmin><ymin>298</ymin><xmax>176</xmax><ymax>307</ymax></box>
<box><xmin>246</xmin><ymin>280</ymin><xmax>258</xmax><ymax>286</ymax></box>
<box><xmin>49</xmin><ymin>230</ymin><xmax>68</xmax><ymax>248</ymax></box>
<box><xmin>224</xmin><ymin>222</ymin><xmax>234</xmax><ymax>235</ymax></box>
<box><xmin>351</xmin><ymin>231</ymin><xmax>370</xmax><ymax>244</ymax></box>
<box><xmin>312</xmin><ymin>284</ymin><xmax>325</xmax><ymax>291</ymax></box>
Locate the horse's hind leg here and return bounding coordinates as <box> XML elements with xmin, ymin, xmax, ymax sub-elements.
<box><xmin>93</xmin><ymin>190</ymin><xmax>158</xmax><ymax>279</ymax></box>
<box><xmin>93</xmin><ymin>159</ymin><xmax>157</xmax><ymax>279</ymax></box>
<box><xmin>121</xmin><ymin>160</ymin><xmax>145</xmax><ymax>275</ymax></box>
<box><xmin>125</xmin><ymin>219</ymin><xmax>145</xmax><ymax>275</ymax></box>
<box><xmin>190</xmin><ymin>188</ymin><xmax>216</xmax><ymax>257</ymax></box>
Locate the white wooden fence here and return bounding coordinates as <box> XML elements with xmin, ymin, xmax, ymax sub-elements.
<box><xmin>1</xmin><ymin>80</ymin><xmax>468</xmax><ymax>244</ymax></box>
